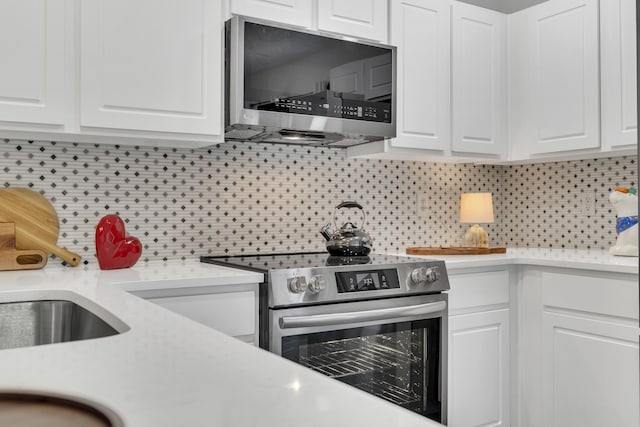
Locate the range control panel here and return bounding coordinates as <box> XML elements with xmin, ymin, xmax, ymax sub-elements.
<box><xmin>335</xmin><ymin>269</ymin><xmax>400</xmax><ymax>293</ymax></box>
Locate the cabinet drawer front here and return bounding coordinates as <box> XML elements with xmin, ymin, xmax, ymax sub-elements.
<box><xmin>541</xmin><ymin>271</ymin><xmax>638</xmax><ymax>320</ymax></box>
<box><xmin>449</xmin><ymin>270</ymin><xmax>509</xmax><ymax>311</ymax></box>
<box><xmin>147</xmin><ymin>292</ymin><xmax>255</xmax><ymax>337</ymax></box>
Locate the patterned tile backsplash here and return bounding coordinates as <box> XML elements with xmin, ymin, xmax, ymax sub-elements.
<box><xmin>0</xmin><ymin>139</ymin><xmax>636</xmax><ymax>265</ymax></box>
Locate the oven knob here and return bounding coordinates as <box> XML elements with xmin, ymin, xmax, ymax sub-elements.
<box><xmin>288</xmin><ymin>276</ymin><xmax>307</xmax><ymax>294</ymax></box>
<box><xmin>410</xmin><ymin>267</ymin><xmax>428</xmax><ymax>285</ymax></box>
<box><xmin>307</xmin><ymin>275</ymin><xmax>326</xmax><ymax>294</ymax></box>
<box><xmin>425</xmin><ymin>266</ymin><xmax>441</xmax><ymax>283</ymax></box>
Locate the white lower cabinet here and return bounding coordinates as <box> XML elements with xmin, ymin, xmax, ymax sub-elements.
<box><xmin>449</xmin><ymin>309</ymin><xmax>510</xmax><ymax>427</ymax></box>
<box><xmin>541</xmin><ymin>312</ymin><xmax>639</xmax><ymax>427</ymax></box>
<box><xmin>133</xmin><ymin>283</ymin><xmax>259</xmax><ymax>345</ymax></box>
<box><xmin>448</xmin><ymin>268</ymin><xmax>512</xmax><ymax>427</ymax></box>
<box><xmin>520</xmin><ymin>268</ymin><xmax>640</xmax><ymax>427</ymax></box>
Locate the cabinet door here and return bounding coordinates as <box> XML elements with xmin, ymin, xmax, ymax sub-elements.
<box><xmin>451</xmin><ymin>2</ymin><xmax>507</xmax><ymax>156</ymax></box>
<box><xmin>449</xmin><ymin>309</ymin><xmax>510</xmax><ymax>427</ymax></box>
<box><xmin>317</xmin><ymin>0</ymin><xmax>388</xmax><ymax>43</ymax></box>
<box><xmin>523</xmin><ymin>0</ymin><xmax>600</xmax><ymax>154</ymax></box>
<box><xmin>80</xmin><ymin>0</ymin><xmax>222</xmax><ymax>136</ymax></box>
<box><xmin>541</xmin><ymin>312</ymin><xmax>639</xmax><ymax>427</ymax></box>
<box><xmin>147</xmin><ymin>291</ymin><xmax>257</xmax><ymax>344</ymax></box>
<box><xmin>362</xmin><ymin>53</ymin><xmax>393</xmax><ymax>100</ymax></box>
<box><xmin>0</xmin><ymin>0</ymin><xmax>65</xmax><ymax>125</ymax></box>
<box><xmin>390</xmin><ymin>0</ymin><xmax>450</xmax><ymax>151</ymax></box>
<box><xmin>329</xmin><ymin>53</ymin><xmax>392</xmax><ymax>100</ymax></box>
<box><xmin>329</xmin><ymin>60</ymin><xmax>365</xmax><ymax>95</ymax></box>
<box><xmin>600</xmin><ymin>0</ymin><xmax>637</xmax><ymax>150</ymax></box>
<box><xmin>230</xmin><ymin>0</ymin><xmax>312</xmax><ymax>28</ymax></box>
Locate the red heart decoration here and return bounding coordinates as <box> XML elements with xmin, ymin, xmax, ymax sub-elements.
<box><xmin>95</xmin><ymin>214</ymin><xmax>142</xmax><ymax>270</ymax></box>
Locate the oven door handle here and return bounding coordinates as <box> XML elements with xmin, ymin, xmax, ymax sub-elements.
<box><xmin>279</xmin><ymin>300</ymin><xmax>447</xmax><ymax>329</ymax></box>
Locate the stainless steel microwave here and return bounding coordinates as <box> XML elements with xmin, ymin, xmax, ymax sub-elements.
<box><xmin>224</xmin><ymin>17</ymin><xmax>396</xmax><ymax>147</ymax></box>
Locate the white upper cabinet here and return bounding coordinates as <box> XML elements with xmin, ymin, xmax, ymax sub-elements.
<box><xmin>80</xmin><ymin>0</ymin><xmax>222</xmax><ymax>136</ymax></box>
<box><xmin>317</xmin><ymin>0</ymin><xmax>388</xmax><ymax>42</ymax></box>
<box><xmin>229</xmin><ymin>0</ymin><xmax>388</xmax><ymax>43</ymax></box>
<box><xmin>0</xmin><ymin>0</ymin><xmax>65</xmax><ymax>126</ymax></box>
<box><xmin>229</xmin><ymin>0</ymin><xmax>313</xmax><ymax>28</ymax></box>
<box><xmin>600</xmin><ymin>0</ymin><xmax>637</xmax><ymax>151</ymax></box>
<box><xmin>451</xmin><ymin>2</ymin><xmax>507</xmax><ymax>156</ymax></box>
<box><xmin>509</xmin><ymin>0</ymin><xmax>600</xmax><ymax>158</ymax></box>
<box><xmin>350</xmin><ymin>0</ymin><xmax>508</xmax><ymax>161</ymax></box>
<box><xmin>389</xmin><ymin>0</ymin><xmax>451</xmax><ymax>152</ymax></box>
<box><xmin>0</xmin><ymin>0</ymin><xmax>224</xmax><ymax>147</ymax></box>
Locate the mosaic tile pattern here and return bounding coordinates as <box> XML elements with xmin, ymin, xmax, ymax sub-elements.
<box><xmin>500</xmin><ymin>158</ymin><xmax>636</xmax><ymax>249</ymax></box>
<box><xmin>0</xmin><ymin>139</ymin><xmax>636</xmax><ymax>265</ymax></box>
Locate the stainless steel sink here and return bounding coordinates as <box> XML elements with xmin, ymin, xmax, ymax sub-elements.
<box><xmin>0</xmin><ymin>300</ymin><xmax>122</xmax><ymax>350</ymax></box>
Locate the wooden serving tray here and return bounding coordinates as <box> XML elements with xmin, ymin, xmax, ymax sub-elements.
<box><xmin>406</xmin><ymin>246</ymin><xmax>507</xmax><ymax>255</ymax></box>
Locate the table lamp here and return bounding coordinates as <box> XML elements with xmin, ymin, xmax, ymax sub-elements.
<box><xmin>460</xmin><ymin>193</ymin><xmax>494</xmax><ymax>248</ymax></box>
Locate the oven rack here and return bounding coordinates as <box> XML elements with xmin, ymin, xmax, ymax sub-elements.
<box><xmin>354</xmin><ymin>378</ymin><xmax>422</xmax><ymax>407</ymax></box>
<box><xmin>300</xmin><ymin>341</ymin><xmax>412</xmax><ymax>379</ymax></box>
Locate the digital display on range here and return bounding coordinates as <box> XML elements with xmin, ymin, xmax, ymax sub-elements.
<box><xmin>335</xmin><ymin>269</ymin><xmax>400</xmax><ymax>293</ymax></box>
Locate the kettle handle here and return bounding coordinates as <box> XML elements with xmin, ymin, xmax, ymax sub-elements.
<box><xmin>336</xmin><ymin>201</ymin><xmax>363</xmax><ymax>210</ymax></box>
<box><xmin>334</xmin><ymin>201</ymin><xmax>366</xmax><ymax>230</ymax></box>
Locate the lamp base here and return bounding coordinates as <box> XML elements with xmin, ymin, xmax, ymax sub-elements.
<box><xmin>463</xmin><ymin>224</ymin><xmax>490</xmax><ymax>248</ymax></box>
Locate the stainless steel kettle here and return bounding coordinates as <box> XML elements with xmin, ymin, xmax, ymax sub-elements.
<box><xmin>320</xmin><ymin>201</ymin><xmax>373</xmax><ymax>256</ymax></box>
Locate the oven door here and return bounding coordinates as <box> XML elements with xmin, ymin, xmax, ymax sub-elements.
<box><xmin>269</xmin><ymin>293</ymin><xmax>447</xmax><ymax>424</ymax></box>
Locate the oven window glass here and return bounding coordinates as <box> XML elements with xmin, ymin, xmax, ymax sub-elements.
<box><xmin>243</xmin><ymin>22</ymin><xmax>393</xmax><ymax>123</ymax></box>
<box><xmin>281</xmin><ymin>319</ymin><xmax>442</xmax><ymax>422</ymax></box>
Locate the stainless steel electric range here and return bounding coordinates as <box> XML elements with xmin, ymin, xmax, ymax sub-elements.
<box><xmin>201</xmin><ymin>252</ymin><xmax>450</xmax><ymax>424</ymax></box>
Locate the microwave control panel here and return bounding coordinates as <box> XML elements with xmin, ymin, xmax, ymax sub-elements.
<box><xmin>253</xmin><ymin>91</ymin><xmax>392</xmax><ymax>123</ymax></box>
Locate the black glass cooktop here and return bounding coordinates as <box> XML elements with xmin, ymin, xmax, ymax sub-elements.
<box><xmin>200</xmin><ymin>252</ymin><xmax>422</xmax><ymax>273</ymax></box>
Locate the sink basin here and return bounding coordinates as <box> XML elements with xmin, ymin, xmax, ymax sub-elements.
<box><xmin>0</xmin><ymin>300</ymin><xmax>122</xmax><ymax>350</ymax></box>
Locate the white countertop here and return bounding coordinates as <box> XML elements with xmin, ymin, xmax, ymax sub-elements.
<box><xmin>0</xmin><ymin>249</ymin><xmax>636</xmax><ymax>426</ymax></box>
<box><xmin>393</xmin><ymin>247</ymin><xmax>639</xmax><ymax>275</ymax></box>
<box><xmin>0</xmin><ymin>260</ymin><xmax>441</xmax><ymax>427</ymax></box>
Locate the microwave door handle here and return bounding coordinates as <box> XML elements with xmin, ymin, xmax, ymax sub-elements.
<box><xmin>279</xmin><ymin>301</ymin><xmax>447</xmax><ymax>329</ymax></box>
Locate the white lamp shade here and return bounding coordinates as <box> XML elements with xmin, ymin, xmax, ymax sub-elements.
<box><xmin>460</xmin><ymin>193</ymin><xmax>495</xmax><ymax>224</ymax></box>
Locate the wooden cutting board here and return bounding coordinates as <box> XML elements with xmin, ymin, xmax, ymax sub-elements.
<box><xmin>0</xmin><ymin>188</ymin><xmax>81</xmax><ymax>266</ymax></box>
<box><xmin>406</xmin><ymin>246</ymin><xmax>507</xmax><ymax>255</ymax></box>
<box><xmin>0</xmin><ymin>222</ymin><xmax>47</xmax><ymax>270</ymax></box>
